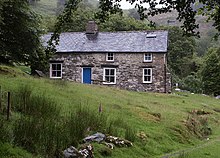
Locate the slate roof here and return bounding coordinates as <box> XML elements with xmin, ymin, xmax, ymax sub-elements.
<box><xmin>43</xmin><ymin>30</ymin><xmax>168</xmax><ymax>53</ymax></box>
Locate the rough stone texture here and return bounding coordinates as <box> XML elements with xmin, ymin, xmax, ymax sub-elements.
<box><xmin>50</xmin><ymin>52</ymin><xmax>171</xmax><ymax>93</ymax></box>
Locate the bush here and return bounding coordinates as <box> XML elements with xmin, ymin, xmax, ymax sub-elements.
<box><xmin>181</xmin><ymin>75</ymin><xmax>202</xmax><ymax>93</ymax></box>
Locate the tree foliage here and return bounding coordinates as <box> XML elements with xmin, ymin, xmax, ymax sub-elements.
<box><xmin>97</xmin><ymin>0</ymin><xmax>220</xmax><ymax>37</ymax></box>
<box><xmin>168</xmin><ymin>27</ymin><xmax>197</xmax><ymax>78</ymax></box>
<box><xmin>100</xmin><ymin>14</ymin><xmax>149</xmax><ymax>31</ymax></box>
<box><xmin>0</xmin><ymin>0</ymin><xmax>48</xmax><ymax>73</ymax></box>
<box><xmin>201</xmin><ymin>47</ymin><xmax>220</xmax><ymax>95</ymax></box>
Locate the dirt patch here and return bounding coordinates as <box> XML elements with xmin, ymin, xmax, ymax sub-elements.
<box><xmin>132</xmin><ymin>107</ymin><xmax>161</xmax><ymax>122</ymax></box>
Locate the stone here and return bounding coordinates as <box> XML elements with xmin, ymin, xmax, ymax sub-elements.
<box><xmin>215</xmin><ymin>95</ymin><xmax>220</xmax><ymax>99</ymax></box>
<box><xmin>105</xmin><ymin>136</ymin><xmax>133</xmax><ymax>147</ymax></box>
<box><xmin>50</xmin><ymin>52</ymin><xmax>171</xmax><ymax>93</ymax></box>
<box><xmin>63</xmin><ymin>146</ymin><xmax>80</xmax><ymax>158</ymax></box>
<box><xmin>63</xmin><ymin>144</ymin><xmax>94</xmax><ymax>158</ymax></box>
<box><xmin>83</xmin><ymin>133</ymin><xmax>106</xmax><ymax>143</ymax></box>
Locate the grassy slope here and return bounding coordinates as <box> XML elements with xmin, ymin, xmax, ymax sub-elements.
<box><xmin>0</xmin><ymin>65</ymin><xmax>220</xmax><ymax>158</ymax></box>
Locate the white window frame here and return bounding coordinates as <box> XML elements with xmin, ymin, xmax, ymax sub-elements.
<box><xmin>143</xmin><ymin>68</ymin><xmax>152</xmax><ymax>83</ymax></box>
<box><xmin>103</xmin><ymin>68</ymin><xmax>116</xmax><ymax>84</ymax></box>
<box><xmin>144</xmin><ymin>53</ymin><xmax>152</xmax><ymax>62</ymax></box>
<box><xmin>106</xmin><ymin>52</ymin><xmax>114</xmax><ymax>61</ymax></box>
<box><xmin>50</xmin><ymin>63</ymin><xmax>62</xmax><ymax>79</ymax></box>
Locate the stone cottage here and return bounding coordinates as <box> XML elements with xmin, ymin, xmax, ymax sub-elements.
<box><xmin>45</xmin><ymin>21</ymin><xmax>171</xmax><ymax>93</ymax></box>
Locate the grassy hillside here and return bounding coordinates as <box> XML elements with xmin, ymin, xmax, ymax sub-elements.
<box><xmin>0</xmin><ymin>65</ymin><xmax>220</xmax><ymax>158</ymax></box>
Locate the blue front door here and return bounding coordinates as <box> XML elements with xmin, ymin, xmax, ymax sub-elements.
<box><xmin>83</xmin><ymin>68</ymin><xmax>91</xmax><ymax>84</ymax></box>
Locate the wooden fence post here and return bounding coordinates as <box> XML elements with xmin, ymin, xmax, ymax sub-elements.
<box><xmin>7</xmin><ymin>92</ymin><xmax>11</xmax><ymax>121</ymax></box>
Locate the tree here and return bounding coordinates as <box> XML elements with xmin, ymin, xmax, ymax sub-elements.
<box><xmin>168</xmin><ymin>27</ymin><xmax>197</xmax><ymax>78</ymax></box>
<box><xmin>201</xmin><ymin>47</ymin><xmax>220</xmax><ymax>95</ymax></box>
<box><xmin>0</xmin><ymin>0</ymin><xmax>48</xmax><ymax>73</ymax></box>
<box><xmin>96</xmin><ymin>0</ymin><xmax>220</xmax><ymax>37</ymax></box>
<box><xmin>100</xmin><ymin>14</ymin><xmax>149</xmax><ymax>31</ymax></box>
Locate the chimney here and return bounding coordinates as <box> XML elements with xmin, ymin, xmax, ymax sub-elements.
<box><xmin>86</xmin><ymin>21</ymin><xmax>98</xmax><ymax>40</ymax></box>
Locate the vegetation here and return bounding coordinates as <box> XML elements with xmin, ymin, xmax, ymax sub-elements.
<box><xmin>201</xmin><ymin>47</ymin><xmax>220</xmax><ymax>96</ymax></box>
<box><xmin>0</xmin><ymin>0</ymin><xmax>220</xmax><ymax>156</ymax></box>
<box><xmin>0</xmin><ymin>0</ymin><xmax>50</xmax><ymax>74</ymax></box>
<box><xmin>0</xmin><ymin>65</ymin><xmax>220</xmax><ymax>158</ymax></box>
<box><xmin>97</xmin><ymin>0</ymin><xmax>220</xmax><ymax>37</ymax></box>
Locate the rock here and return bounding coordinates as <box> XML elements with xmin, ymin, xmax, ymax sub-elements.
<box><xmin>215</xmin><ymin>95</ymin><xmax>220</xmax><ymax>99</ymax></box>
<box><xmin>83</xmin><ymin>132</ymin><xmax>106</xmax><ymax>143</ymax></box>
<box><xmin>105</xmin><ymin>136</ymin><xmax>133</xmax><ymax>147</ymax></box>
<box><xmin>103</xmin><ymin>142</ymin><xmax>114</xmax><ymax>149</ymax></box>
<box><xmin>78</xmin><ymin>144</ymin><xmax>94</xmax><ymax>158</ymax></box>
<box><xmin>63</xmin><ymin>146</ymin><xmax>81</xmax><ymax>158</ymax></box>
<box><xmin>63</xmin><ymin>144</ymin><xmax>93</xmax><ymax>158</ymax></box>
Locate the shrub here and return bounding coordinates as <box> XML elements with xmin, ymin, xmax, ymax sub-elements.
<box><xmin>181</xmin><ymin>74</ymin><xmax>202</xmax><ymax>93</ymax></box>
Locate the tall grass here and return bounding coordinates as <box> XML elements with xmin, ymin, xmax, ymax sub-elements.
<box><xmin>5</xmin><ymin>84</ymin><xmax>136</xmax><ymax>157</ymax></box>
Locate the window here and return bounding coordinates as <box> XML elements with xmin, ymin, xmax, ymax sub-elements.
<box><xmin>106</xmin><ymin>53</ymin><xmax>114</xmax><ymax>61</ymax></box>
<box><xmin>50</xmin><ymin>63</ymin><xmax>62</xmax><ymax>78</ymax></box>
<box><xmin>143</xmin><ymin>68</ymin><xmax>152</xmax><ymax>83</ymax></box>
<box><xmin>103</xmin><ymin>68</ymin><xmax>116</xmax><ymax>84</ymax></box>
<box><xmin>144</xmin><ymin>53</ymin><xmax>152</xmax><ymax>62</ymax></box>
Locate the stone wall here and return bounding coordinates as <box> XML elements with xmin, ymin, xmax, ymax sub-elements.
<box><xmin>50</xmin><ymin>52</ymin><xmax>171</xmax><ymax>93</ymax></box>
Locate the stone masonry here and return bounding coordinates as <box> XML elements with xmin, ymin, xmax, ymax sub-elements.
<box><xmin>50</xmin><ymin>52</ymin><xmax>171</xmax><ymax>93</ymax></box>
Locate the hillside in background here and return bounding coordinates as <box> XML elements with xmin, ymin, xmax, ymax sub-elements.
<box><xmin>0</xmin><ymin>65</ymin><xmax>220</xmax><ymax>158</ymax></box>
<box><xmin>148</xmin><ymin>10</ymin><xmax>215</xmax><ymax>37</ymax></box>
<box><xmin>32</xmin><ymin>0</ymin><xmax>217</xmax><ymax>36</ymax></box>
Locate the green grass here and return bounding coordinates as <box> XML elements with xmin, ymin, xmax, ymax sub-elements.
<box><xmin>185</xmin><ymin>140</ymin><xmax>220</xmax><ymax>158</ymax></box>
<box><xmin>0</xmin><ymin>142</ymin><xmax>39</xmax><ymax>158</ymax></box>
<box><xmin>0</xmin><ymin>65</ymin><xmax>220</xmax><ymax>157</ymax></box>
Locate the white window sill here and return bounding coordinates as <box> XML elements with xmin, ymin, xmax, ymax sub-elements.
<box><xmin>103</xmin><ymin>82</ymin><xmax>116</xmax><ymax>85</ymax></box>
<box><xmin>106</xmin><ymin>60</ymin><xmax>114</xmax><ymax>62</ymax></box>
<box><xmin>143</xmin><ymin>60</ymin><xmax>152</xmax><ymax>62</ymax></box>
<box><xmin>50</xmin><ymin>77</ymin><xmax>62</xmax><ymax>79</ymax></box>
<box><xmin>143</xmin><ymin>81</ymin><xmax>152</xmax><ymax>84</ymax></box>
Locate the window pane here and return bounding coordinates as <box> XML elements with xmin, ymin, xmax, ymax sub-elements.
<box><xmin>52</xmin><ymin>64</ymin><xmax>56</xmax><ymax>70</ymax></box>
<box><xmin>57</xmin><ymin>64</ymin><xmax>61</xmax><ymax>70</ymax></box>
<box><xmin>52</xmin><ymin>71</ymin><xmax>57</xmax><ymax>77</ymax></box>
<box><xmin>105</xmin><ymin>76</ymin><xmax>109</xmax><ymax>82</ymax></box>
<box><xmin>110</xmin><ymin>76</ymin><xmax>114</xmax><ymax>82</ymax></box>
<box><xmin>110</xmin><ymin>69</ymin><xmax>115</xmax><ymax>75</ymax></box>
<box><xmin>57</xmin><ymin>71</ymin><xmax>61</xmax><ymax>77</ymax></box>
<box><xmin>144</xmin><ymin>69</ymin><xmax>147</xmax><ymax>75</ymax></box>
<box><xmin>105</xmin><ymin>69</ymin><xmax>109</xmax><ymax>75</ymax></box>
<box><xmin>147</xmin><ymin>69</ymin><xmax>151</xmax><ymax>75</ymax></box>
